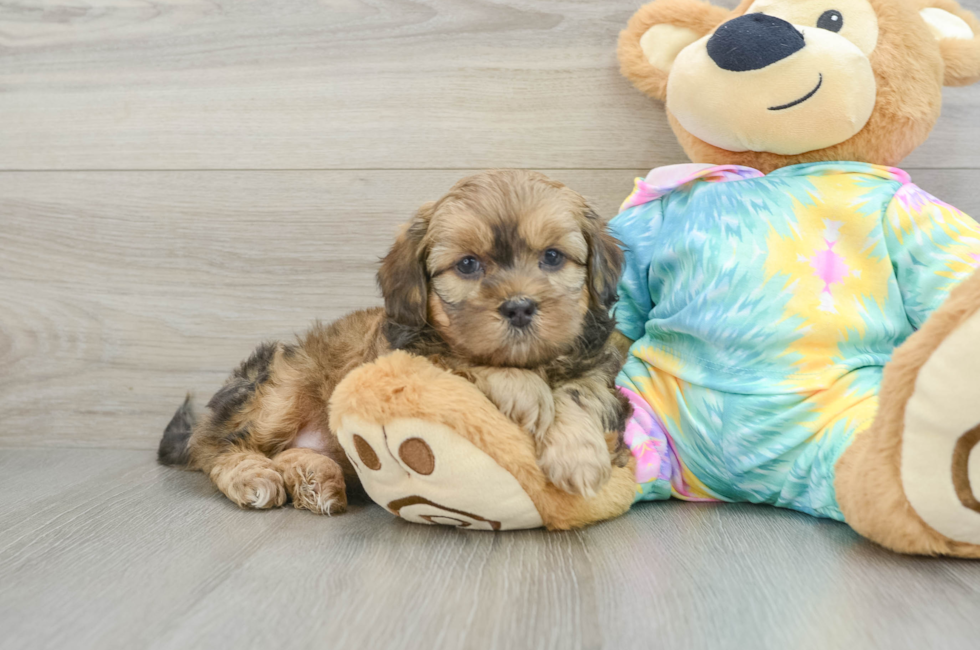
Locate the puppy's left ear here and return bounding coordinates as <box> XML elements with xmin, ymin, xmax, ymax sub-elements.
<box><xmin>377</xmin><ymin>202</ymin><xmax>433</xmax><ymax>348</ymax></box>
<box><xmin>584</xmin><ymin>209</ymin><xmax>624</xmax><ymax>311</ymax></box>
<box><xmin>918</xmin><ymin>0</ymin><xmax>980</xmax><ymax>86</ymax></box>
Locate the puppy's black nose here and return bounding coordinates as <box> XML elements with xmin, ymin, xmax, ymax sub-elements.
<box><xmin>707</xmin><ymin>13</ymin><xmax>805</xmax><ymax>72</ymax></box>
<box><xmin>499</xmin><ymin>298</ymin><xmax>537</xmax><ymax>328</ymax></box>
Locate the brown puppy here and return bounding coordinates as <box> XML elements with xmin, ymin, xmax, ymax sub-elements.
<box><xmin>159</xmin><ymin>170</ymin><xmax>631</xmax><ymax>514</ymax></box>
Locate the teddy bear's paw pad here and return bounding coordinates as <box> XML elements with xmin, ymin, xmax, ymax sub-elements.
<box><xmin>335</xmin><ymin>416</ymin><xmax>543</xmax><ymax>530</ymax></box>
<box><xmin>902</xmin><ymin>308</ymin><xmax>980</xmax><ymax>545</ymax></box>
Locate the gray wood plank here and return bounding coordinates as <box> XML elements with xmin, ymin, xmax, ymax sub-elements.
<box><xmin>0</xmin><ymin>169</ymin><xmax>643</xmax><ymax>449</ymax></box>
<box><xmin>0</xmin><ymin>0</ymin><xmax>977</xmax><ymax>171</ymax></box>
<box><xmin>2</xmin><ymin>168</ymin><xmax>977</xmax><ymax>450</ymax></box>
<box><xmin>0</xmin><ymin>449</ymin><xmax>300</xmax><ymax>650</ymax></box>
<box><xmin>0</xmin><ymin>449</ymin><xmax>977</xmax><ymax>650</ymax></box>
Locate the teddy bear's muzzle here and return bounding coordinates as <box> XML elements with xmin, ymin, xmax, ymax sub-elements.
<box><xmin>706</xmin><ymin>13</ymin><xmax>804</xmax><ymax>72</ymax></box>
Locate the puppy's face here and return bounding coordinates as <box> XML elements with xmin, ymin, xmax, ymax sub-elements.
<box><xmin>425</xmin><ymin>181</ymin><xmax>592</xmax><ymax>366</ymax></box>
<box><xmin>379</xmin><ymin>170</ymin><xmax>623</xmax><ymax>367</ymax></box>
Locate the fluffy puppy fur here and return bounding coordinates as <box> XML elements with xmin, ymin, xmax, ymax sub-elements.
<box><xmin>159</xmin><ymin>170</ymin><xmax>631</xmax><ymax>514</ymax></box>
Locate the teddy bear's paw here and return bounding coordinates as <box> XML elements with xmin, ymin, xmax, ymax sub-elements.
<box><xmin>537</xmin><ymin>435</ymin><xmax>612</xmax><ymax>499</ymax></box>
<box><xmin>901</xmin><ymin>308</ymin><xmax>980</xmax><ymax>546</ymax></box>
<box><xmin>334</xmin><ymin>416</ymin><xmax>544</xmax><ymax>530</ymax></box>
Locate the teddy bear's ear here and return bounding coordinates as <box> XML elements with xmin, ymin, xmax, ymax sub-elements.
<box><xmin>918</xmin><ymin>0</ymin><xmax>980</xmax><ymax>86</ymax></box>
<box><xmin>618</xmin><ymin>0</ymin><xmax>731</xmax><ymax>102</ymax></box>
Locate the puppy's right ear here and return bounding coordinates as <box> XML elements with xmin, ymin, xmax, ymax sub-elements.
<box><xmin>618</xmin><ymin>0</ymin><xmax>730</xmax><ymax>102</ymax></box>
<box><xmin>377</xmin><ymin>202</ymin><xmax>433</xmax><ymax>348</ymax></box>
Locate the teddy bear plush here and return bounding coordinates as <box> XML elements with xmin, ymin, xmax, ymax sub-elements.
<box><xmin>330</xmin><ymin>0</ymin><xmax>980</xmax><ymax>556</ymax></box>
<box><xmin>330</xmin><ymin>351</ymin><xmax>638</xmax><ymax>531</ymax></box>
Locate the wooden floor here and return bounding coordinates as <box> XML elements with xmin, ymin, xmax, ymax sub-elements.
<box><xmin>3</xmin><ymin>1</ymin><xmax>980</xmax><ymax>648</ymax></box>
<box><xmin>1</xmin><ymin>448</ymin><xmax>979</xmax><ymax>650</ymax></box>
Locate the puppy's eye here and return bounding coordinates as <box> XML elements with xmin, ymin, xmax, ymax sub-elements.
<box><xmin>817</xmin><ymin>10</ymin><xmax>843</xmax><ymax>32</ymax></box>
<box><xmin>541</xmin><ymin>249</ymin><xmax>565</xmax><ymax>269</ymax></box>
<box><xmin>455</xmin><ymin>256</ymin><xmax>482</xmax><ymax>276</ymax></box>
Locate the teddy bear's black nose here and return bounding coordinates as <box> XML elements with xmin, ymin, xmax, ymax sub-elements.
<box><xmin>707</xmin><ymin>13</ymin><xmax>805</xmax><ymax>72</ymax></box>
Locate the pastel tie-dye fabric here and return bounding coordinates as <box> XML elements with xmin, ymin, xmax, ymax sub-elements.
<box><xmin>611</xmin><ymin>162</ymin><xmax>980</xmax><ymax>518</ymax></box>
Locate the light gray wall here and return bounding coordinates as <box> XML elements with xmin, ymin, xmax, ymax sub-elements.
<box><xmin>2</xmin><ymin>0</ymin><xmax>978</xmax><ymax>449</ymax></box>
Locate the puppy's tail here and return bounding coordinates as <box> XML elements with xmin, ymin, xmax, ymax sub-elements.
<box><xmin>158</xmin><ymin>394</ymin><xmax>196</xmax><ymax>466</ymax></box>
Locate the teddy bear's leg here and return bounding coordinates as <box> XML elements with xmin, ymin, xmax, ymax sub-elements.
<box><xmin>836</xmin><ymin>270</ymin><xmax>980</xmax><ymax>557</ymax></box>
<box><xmin>328</xmin><ymin>351</ymin><xmax>637</xmax><ymax>531</ymax></box>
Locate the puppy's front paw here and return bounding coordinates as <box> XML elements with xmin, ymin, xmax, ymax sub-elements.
<box><xmin>507</xmin><ymin>390</ymin><xmax>555</xmax><ymax>437</ymax></box>
<box><xmin>537</xmin><ymin>435</ymin><xmax>612</xmax><ymax>498</ymax></box>
<box><xmin>472</xmin><ymin>368</ymin><xmax>555</xmax><ymax>436</ymax></box>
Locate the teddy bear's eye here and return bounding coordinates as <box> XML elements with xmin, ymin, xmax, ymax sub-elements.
<box><xmin>817</xmin><ymin>9</ymin><xmax>843</xmax><ymax>32</ymax></box>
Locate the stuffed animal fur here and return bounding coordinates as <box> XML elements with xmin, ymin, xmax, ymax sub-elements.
<box><xmin>331</xmin><ymin>0</ymin><xmax>980</xmax><ymax>554</ymax></box>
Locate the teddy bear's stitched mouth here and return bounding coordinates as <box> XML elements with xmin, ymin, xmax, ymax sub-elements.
<box><xmin>768</xmin><ymin>73</ymin><xmax>823</xmax><ymax>111</ymax></box>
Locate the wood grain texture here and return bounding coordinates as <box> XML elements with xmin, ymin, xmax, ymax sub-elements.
<box><xmin>0</xmin><ymin>449</ymin><xmax>978</xmax><ymax>650</ymax></box>
<box><xmin>3</xmin><ymin>168</ymin><xmax>978</xmax><ymax>450</ymax></box>
<box><xmin>0</xmin><ymin>169</ymin><xmax>645</xmax><ymax>448</ymax></box>
<box><xmin>0</xmin><ymin>0</ymin><xmax>977</xmax><ymax>171</ymax></box>
<box><xmin>3</xmin><ymin>3</ymin><xmax>980</xmax><ymax>649</ymax></box>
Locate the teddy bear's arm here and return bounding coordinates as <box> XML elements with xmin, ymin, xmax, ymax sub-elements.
<box><xmin>608</xmin><ymin>201</ymin><xmax>666</xmax><ymax>341</ymax></box>
<box><xmin>883</xmin><ymin>183</ymin><xmax>980</xmax><ymax>329</ymax></box>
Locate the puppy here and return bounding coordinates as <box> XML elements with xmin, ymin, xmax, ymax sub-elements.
<box><xmin>158</xmin><ymin>170</ymin><xmax>631</xmax><ymax>514</ymax></box>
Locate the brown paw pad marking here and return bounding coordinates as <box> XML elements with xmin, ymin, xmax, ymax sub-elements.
<box><xmin>352</xmin><ymin>432</ymin><xmax>434</xmax><ymax>475</ymax></box>
<box><xmin>953</xmin><ymin>426</ymin><xmax>980</xmax><ymax>513</ymax></box>
<box><xmin>387</xmin><ymin>495</ymin><xmax>501</xmax><ymax>530</ymax></box>
<box><xmin>398</xmin><ymin>438</ymin><xmax>434</xmax><ymax>475</ymax></box>
<box><xmin>353</xmin><ymin>434</ymin><xmax>381</xmax><ymax>470</ymax></box>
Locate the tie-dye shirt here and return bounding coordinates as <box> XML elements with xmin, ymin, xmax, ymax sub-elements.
<box><xmin>611</xmin><ymin>162</ymin><xmax>980</xmax><ymax>519</ymax></box>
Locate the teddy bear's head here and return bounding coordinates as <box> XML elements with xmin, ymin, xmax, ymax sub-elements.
<box><xmin>619</xmin><ymin>0</ymin><xmax>980</xmax><ymax>172</ymax></box>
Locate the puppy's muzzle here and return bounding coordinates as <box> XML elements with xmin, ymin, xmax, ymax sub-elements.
<box><xmin>499</xmin><ymin>298</ymin><xmax>537</xmax><ymax>329</ymax></box>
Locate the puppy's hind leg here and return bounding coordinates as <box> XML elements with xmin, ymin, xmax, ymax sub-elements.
<box><xmin>209</xmin><ymin>449</ymin><xmax>287</xmax><ymax>510</ymax></box>
<box><xmin>272</xmin><ymin>448</ymin><xmax>347</xmax><ymax>515</ymax></box>
<box><xmin>180</xmin><ymin>340</ymin><xmax>313</xmax><ymax>511</ymax></box>
<box><xmin>161</xmin><ymin>391</ymin><xmax>289</xmax><ymax>510</ymax></box>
